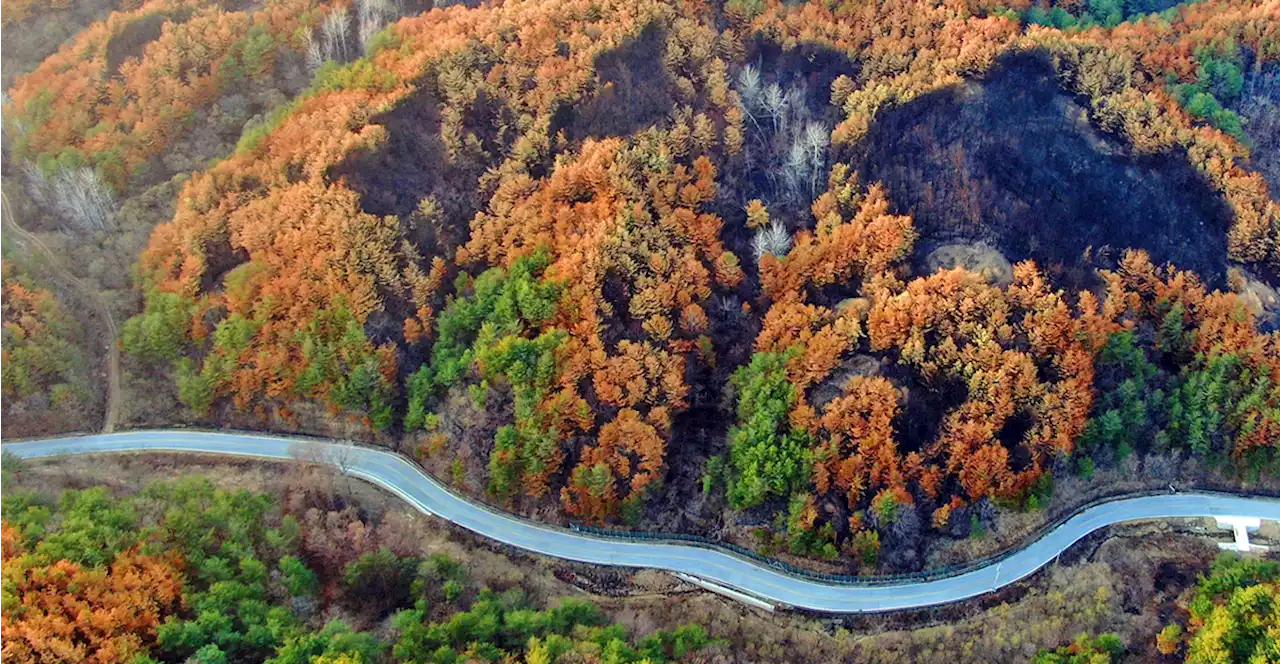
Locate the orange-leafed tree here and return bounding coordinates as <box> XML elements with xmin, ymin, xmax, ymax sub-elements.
<box><xmin>760</xmin><ymin>166</ymin><xmax>916</xmax><ymax>303</ymax></box>
<box><xmin>562</xmin><ymin>408</ymin><xmax>666</xmax><ymax>521</ymax></box>
<box><xmin>0</xmin><ymin>552</ymin><xmax>184</xmax><ymax>664</ymax></box>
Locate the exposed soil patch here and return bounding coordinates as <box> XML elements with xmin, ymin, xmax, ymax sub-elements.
<box><xmin>1232</xmin><ymin>266</ymin><xmax>1280</xmax><ymax>331</ymax></box>
<box><xmin>921</xmin><ymin>240</ymin><xmax>1014</xmax><ymax>286</ymax></box>
<box><xmin>852</xmin><ymin>51</ymin><xmax>1235</xmax><ymax>288</ymax></box>
<box><xmin>809</xmin><ymin>353</ymin><xmax>883</xmax><ymax>410</ymax></box>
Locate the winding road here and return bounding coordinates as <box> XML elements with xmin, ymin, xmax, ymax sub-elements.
<box><xmin>6</xmin><ymin>430</ymin><xmax>1280</xmax><ymax>613</ymax></box>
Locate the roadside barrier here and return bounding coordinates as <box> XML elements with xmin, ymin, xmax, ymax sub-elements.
<box><xmin>570</xmin><ymin>486</ymin><xmax>1280</xmax><ymax>586</ymax></box>
<box><xmin>12</xmin><ymin>428</ymin><xmax>1278</xmax><ymax>589</ymax></box>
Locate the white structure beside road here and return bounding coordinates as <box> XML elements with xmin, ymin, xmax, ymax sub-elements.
<box><xmin>6</xmin><ymin>430</ymin><xmax>1280</xmax><ymax>614</ymax></box>
<box><xmin>1215</xmin><ymin>516</ymin><xmax>1270</xmax><ymax>553</ymax></box>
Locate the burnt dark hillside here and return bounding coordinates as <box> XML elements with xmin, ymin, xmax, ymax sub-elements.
<box><xmin>330</xmin><ymin>83</ymin><xmax>501</xmax><ymax>229</ymax></box>
<box><xmin>569</xmin><ymin>24</ymin><xmax>677</xmax><ymax>141</ymax></box>
<box><xmin>744</xmin><ymin>36</ymin><xmax>859</xmax><ymax>117</ymax></box>
<box><xmin>852</xmin><ymin>52</ymin><xmax>1235</xmax><ymax>287</ymax></box>
<box><xmin>104</xmin><ymin>12</ymin><xmax>170</xmax><ymax>74</ymax></box>
<box><xmin>1240</xmin><ymin>67</ymin><xmax>1280</xmax><ymax>200</ymax></box>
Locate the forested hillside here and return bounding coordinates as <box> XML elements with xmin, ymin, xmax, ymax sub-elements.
<box><xmin>3</xmin><ymin>0</ymin><xmax>1279</xmax><ymax>574</ymax></box>
<box><xmin>0</xmin><ymin>471</ymin><xmax>721</xmax><ymax>664</ymax></box>
<box><xmin>0</xmin><ymin>260</ymin><xmax>98</xmax><ymax>433</ymax></box>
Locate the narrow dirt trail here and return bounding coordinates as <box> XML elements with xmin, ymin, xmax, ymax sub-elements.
<box><xmin>2</xmin><ymin>192</ymin><xmax>122</xmax><ymax>433</ymax></box>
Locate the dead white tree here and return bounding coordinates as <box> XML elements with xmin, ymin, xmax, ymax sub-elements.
<box><xmin>21</xmin><ymin>161</ymin><xmax>52</xmax><ymax>210</ymax></box>
<box><xmin>783</xmin><ymin>138</ymin><xmax>809</xmax><ymax>203</ymax></box>
<box><xmin>801</xmin><ymin>121</ymin><xmax>830</xmax><ymax>197</ymax></box>
<box><xmin>785</xmin><ymin>84</ymin><xmax>808</xmax><ymax>124</ymax></box>
<box><xmin>288</xmin><ymin>441</ymin><xmax>323</xmax><ymax>466</ymax></box>
<box><xmin>802</xmin><ymin>121</ymin><xmax>829</xmax><ymax>167</ymax></box>
<box><xmin>289</xmin><ymin>440</ymin><xmax>360</xmax><ymax>497</ymax></box>
<box><xmin>53</xmin><ymin>167</ymin><xmax>116</xmax><ymax>232</ymax></box>
<box><xmin>752</xmin><ymin>219</ymin><xmax>792</xmax><ymax>262</ymax></box>
<box><xmin>300</xmin><ymin>25</ymin><xmax>324</xmax><ymax>73</ymax></box>
<box><xmin>761</xmin><ymin>82</ymin><xmax>788</xmax><ymax>134</ymax></box>
<box><xmin>306</xmin><ymin>0</ymin><xmax>399</xmax><ymax>72</ymax></box>
<box><xmin>326</xmin><ymin>441</ymin><xmax>359</xmax><ymax>498</ymax></box>
<box><xmin>355</xmin><ymin>0</ymin><xmax>396</xmax><ymax>55</ymax></box>
<box><xmin>736</xmin><ymin>66</ymin><xmax>770</xmax><ymax>143</ymax></box>
<box><xmin>23</xmin><ymin>162</ymin><xmax>116</xmax><ymax>232</ymax></box>
<box><xmin>321</xmin><ymin>6</ymin><xmax>351</xmax><ymax>64</ymax></box>
<box><xmin>737</xmin><ymin>65</ymin><xmax>761</xmax><ymax>110</ymax></box>
<box><xmin>731</xmin><ymin>68</ymin><xmax>833</xmax><ymax>214</ymax></box>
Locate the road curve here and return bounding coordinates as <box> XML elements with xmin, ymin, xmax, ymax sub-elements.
<box><xmin>6</xmin><ymin>430</ymin><xmax>1280</xmax><ymax>613</ymax></box>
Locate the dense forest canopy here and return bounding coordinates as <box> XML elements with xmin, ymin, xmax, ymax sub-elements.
<box><xmin>5</xmin><ymin>0</ymin><xmax>326</xmax><ymax>196</ymax></box>
<box><xmin>3</xmin><ymin>0</ymin><xmax>1279</xmax><ymax>572</ymax></box>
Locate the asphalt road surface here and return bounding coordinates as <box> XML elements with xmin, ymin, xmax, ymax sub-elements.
<box><xmin>7</xmin><ymin>430</ymin><xmax>1280</xmax><ymax>613</ymax></box>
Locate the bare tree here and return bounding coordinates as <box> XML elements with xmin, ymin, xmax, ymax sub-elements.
<box><xmin>714</xmin><ymin>294</ymin><xmax>740</xmax><ymax>318</ymax></box>
<box><xmin>355</xmin><ymin>0</ymin><xmax>396</xmax><ymax>55</ymax></box>
<box><xmin>300</xmin><ymin>25</ymin><xmax>324</xmax><ymax>73</ymax></box>
<box><xmin>326</xmin><ymin>441</ymin><xmax>359</xmax><ymax>498</ymax></box>
<box><xmin>290</xmin><ymin>440</ymin><xmax>360</xmax><ymax>497</ymax></box>
<box><xmin>21</xmin><ymin>161</ymin><xmax>52</xmax><ymax>210</ymax></box>
<box><xmin>731</xmin><ymin>68</ymin><xmax>832</xmax><ymax>214</ymax></box>
<box><xmin>780</xmin><ymin>139</ymin><xmax>806</xmax><ymax>204</ymax></box>
<box><xmin>785</xmin><ymin>84</ymin><xmax>809</xmax><ymax>124</ymax></box>
<box><xmin>801</xmin><ymin>121</ymin><xmax>830</xmax><ymax>197</ymax></box>
<box><xmin>737</xmin><ymin>65</ymin><xmax>761</xmax><ymax>110</ymax></box>
<box><xmin>762</xmin><ymin>82</ymin><xmax>788</xmax><ymax>134</ymax></box>
<box><xmin>308</xmin><ymin>0</ymin><xmax>399</xmax><ymax>70</ymax></box>
<box><xmin>802</xmin><ymin>121</ymin><xmax>829</xmax><ymax>167</ymax></box>
<box><xmin>752</xmin><ymin>219</ymin><xmax>792</xmax><ymax>262</ymax></box>
<box><xmin>55</xmin><ymin>167</ymin><xmax>115</xmax><ymax>232</ymax></box>
<box><xmin>289</xmin><ymin>441</ymin><xmax>323</xmax><ymax>465</ymax></box>
<box><xmin>1239</xmin><ymin>69</ymin><xmax>1280</xmax><ymax>192</ymax></box>
<box><xmin>23</xmin><ymin>162</ymin><xmax>116</xmax><ymax>232</ymax></box>
<box><xmin>322</xmin><ymin>6</ymin><xmax>351</xmax><ymax>64</ymax></box>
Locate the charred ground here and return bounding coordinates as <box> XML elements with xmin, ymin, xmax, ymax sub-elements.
<box><xmin>852</xmin><ymin>52</ymin><xmax>1236</xmax><ymax>289</ymax></box>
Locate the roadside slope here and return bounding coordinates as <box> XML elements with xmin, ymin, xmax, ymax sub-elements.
<box><xmin>2</xmin><ymin>192</ymin><xmax>121</xmax><ymax>433</ymax></box>
<box><xmin>7</xmin><ymin>430</ymin><xmax>1280</xmax><ymax>613</ymax></box>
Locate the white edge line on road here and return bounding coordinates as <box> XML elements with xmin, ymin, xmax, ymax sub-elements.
<box><xmin>6</xmin><ymin>430</ymin><xmax>1280</xmax><ymax>614</ymax></box>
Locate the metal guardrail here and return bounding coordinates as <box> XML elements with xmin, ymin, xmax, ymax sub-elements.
<box><xmin>12</xmin><ymin>427</ymin><xmax>1279</xmax><ymax>589</ymax></box>
<box><xmin>569</xmin><ymin>486</ymin><xmax>1280</xmax><ymax>587</ymax></box>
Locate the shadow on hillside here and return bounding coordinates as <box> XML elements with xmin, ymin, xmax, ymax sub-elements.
<box><xmin>564</xmin><ymin>24</ymin><xmax>678</xmax><ymax>141</ymax></box>
<box><xmin>850</xmin><ymin>51</ymin><xmax>1234</xmax><ymax>288</ymax></box>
